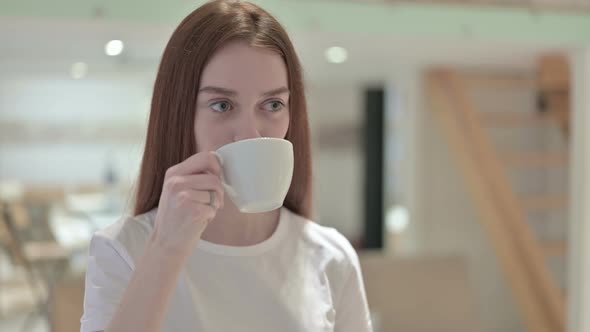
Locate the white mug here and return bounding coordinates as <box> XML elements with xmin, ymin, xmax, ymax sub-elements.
<box><xmin>212</xmin><ymin>137</ymin><xmax>294</xmax><ymax>213</ymax></box>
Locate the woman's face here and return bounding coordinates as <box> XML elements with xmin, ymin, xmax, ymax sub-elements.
<box><xmin>195</xmin><ymin>40</ymin><xmax>290</xmax><ymax>152</ymax></box>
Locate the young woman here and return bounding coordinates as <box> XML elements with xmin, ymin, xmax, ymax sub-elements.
<box><xmin>81</xmin><ymin>1</ymin><xmax>373</xmax><ymax>331</ymax></box>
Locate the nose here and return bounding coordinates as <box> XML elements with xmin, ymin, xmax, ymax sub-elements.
<box><xmin>232</xmin><ymin>112</ymin><xmax>262</xmax><ymax>142</ymax></box>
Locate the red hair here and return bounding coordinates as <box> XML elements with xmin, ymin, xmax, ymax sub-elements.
<box><xmin>133</xmin><ymin>0</ymin><xmax>313</xmax><ymax>219</ymax></box>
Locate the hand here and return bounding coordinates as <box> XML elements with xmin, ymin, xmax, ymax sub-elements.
<box><xmin>151</xmin><ymin>151</ymin><xmax>224</xmax><ymax>259</ymax></box>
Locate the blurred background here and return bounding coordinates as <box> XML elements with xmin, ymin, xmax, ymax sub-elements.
<box><xmin>1</xmin><ymin>0</ymin><xmax>589</xmax><ymax>331</ymax></box>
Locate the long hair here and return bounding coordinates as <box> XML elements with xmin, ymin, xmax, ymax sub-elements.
<box><xmin>134</xmin><ymin>0</ymin><xmax>313</xmax><ymax>219</ymax></box>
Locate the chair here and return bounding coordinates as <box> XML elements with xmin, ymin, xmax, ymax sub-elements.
<box><xmin>0</xmin><ymin>201</ymin><xmax>71</xmax><ymax>332</ymax></box>
<box><xmin>48</xmin><ymin>276</ymin><xmax>84</xmax><ymax>332</ymax></box>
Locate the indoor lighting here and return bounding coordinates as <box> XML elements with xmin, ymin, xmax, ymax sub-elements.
<box><xmin>70</xmin><ymin>62</ymin><xmax>88</xmax><ymax>79</ymax></box>
<box><xmin>325</xmin><ymin>46</ymin><xmax>348</xmax><ymax>64</ymax></box>
<box><xmin>386</xmin><ymin>205</ymin><xmax>410</xmax><ymax>234</ymax></box>
<box><xmin>105</xmin><ymin>39</ymin><xmax>124</xmax><ymax>56</ymax></box>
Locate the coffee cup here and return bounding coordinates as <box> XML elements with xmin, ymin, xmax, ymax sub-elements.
<box><xmin>212</xmin><ymin>137</ymin><xmax>294</xmax><ymax>213</ymax></box>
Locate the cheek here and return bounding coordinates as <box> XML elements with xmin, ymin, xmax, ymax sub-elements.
<box><xmin>267</xmin><ymin>110</ymin><xmax>290</xmax><ymax>138</ymax></box>
<box><xmin>281</xmin><ymin>113</ymin><xmax>290</xmax><ymax>138</ymax></box>
<box><xmin>194</xmin><ymin>113</ymin><xmax>230</xmax><ymax>151</ymax></box>
<box><xmin>194</xmin><ymin>119</ymin><xmax>207</xmax><ymax>152</ymax></box>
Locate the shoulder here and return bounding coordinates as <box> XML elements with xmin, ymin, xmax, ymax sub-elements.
<box><xmin>89</xmin><ymin>208</ymin><xmax>157</xmax><ymax>270</ymax></box>
<box><xmin>284</xmin><ymin>208</ymin><xmax>360</xmax><ymax>270</ymax></box>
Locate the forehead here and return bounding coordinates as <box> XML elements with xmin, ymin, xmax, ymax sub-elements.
<box><xmin>199</xmin><ymin>40</ymin><xmax>288</xmax><ymax>93</ymax></box>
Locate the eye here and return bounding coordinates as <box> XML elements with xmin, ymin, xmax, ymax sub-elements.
<box><xmin>263</xmin><ymin>100</ymin><xmax>285</xmax><ymax>112</ymax></box>
<box><xmin>210</xmin><ymin>101</ymin><xmax>233</xmax><ymax>113</ymax></box>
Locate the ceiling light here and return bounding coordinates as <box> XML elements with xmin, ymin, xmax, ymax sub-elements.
<box><xmin>105</xmin><ymin>40</ymin><xmax>124</xmax><ymax>56</ymax></box>
<box><xmin>70</xmin><ymin>62</ymin><xmax>88</xmax><ymax>79</ymax></box>
<box><xmin>325</xmin><ymin>46</ymin><xmax>348</xmax><ymax>64</ymax></box>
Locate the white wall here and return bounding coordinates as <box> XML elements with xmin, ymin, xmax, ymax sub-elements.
<box><xmin>307</xmin><ymin>83</ymin><xmax>365</xmax><ymax>240</ymax></box>
<box><xmin>384</xmin><ymin>70</ymin><xmax>424</xmax><ymax>255</ymax></box>
<box><xmin>0</xmin><ymin>77</ymin><xmax>150</xmax><ymax>125</ymax></box>
<box><xmin>0</xmin><ymin>77</ymin><xmax>149</xmax><ymax>187</ymax></box>
<box><xmin>568</xmin><ymin>48</ymin><xmax>590</xmax><ymax>332</ymax></box>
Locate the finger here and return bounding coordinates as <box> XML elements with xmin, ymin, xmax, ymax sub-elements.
<box><xmin>165</xmin><ymin>174</ymin><xmax>224</xmax><ymax>207</ymax></box>
<box><xmin>193</xmin><ymin>203</ymin><xmax>217</xmax><ymax>223</ymax></box>
<box><xmin>186</xmin><ymin>195</ymin><xmax>218</xmax><ymax>220</ymax></box>
<box><xmin>166</xmin><ymin>151</ymin><xmax>221</xmax><ymax>178</ymax></box>
<box><xmin>189</xmin><ymin>190</ymin><xmax>221</xmax><ymax>208</ymax></box>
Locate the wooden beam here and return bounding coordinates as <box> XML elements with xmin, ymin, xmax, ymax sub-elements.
<box><xmin>22</xmin><ymin>187</ymin><xmax>65</xmax><ymax>206</ymax></box>
<box><xmin>478</xmin><ymin>112</ymin><xmax>555</xmax><ymax>127</ymax></box>
<box><xmin>448</xmin><ymin>70</ymin><xmax>565</xmax><ymax>331</ymax></box>
<box><xmin>522</xmin><ymin>195</ymin><xmax>569</xmax><ymax>211</ymax></box>
<box><xmin>539</xmin><ymin>55</ymin><xmax>570</xmax><ymax>92</ymax></box>
<box><xmin>538</xmin><ymin>54</ymin><xmax>571</xmax><ymax>138</ymax></box>
<box><xmin>501</xmin><ymin>152</ymin><xmax>569</xmax><ymax>169</ymax></box>
<box><xmin>541</xmin><ymin>240</ymin><xmax>567</xmax><ymax>258</ymax></box>
<box><xmin>0</xmin><ymin>121</ymin><xmax>145</xmax><ymax>144</ymax></box>
<box><xmin>545</xmin><ymin>91</ymin><xmax>571</xmax><ymax>138</ymax></box>
<box><xmin>460</xmin><ymin>73</ymin><xmax>536</xmax><ymax>89</ymax></box>
<box><xmin>428</xmin><ymin>70</ymin><xmax>559</xmax><ymax>332</ymax></box>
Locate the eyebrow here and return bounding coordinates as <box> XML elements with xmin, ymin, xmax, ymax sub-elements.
<box><xmin>198</xmin><ymin>86</ymin><xmax>290</xmax><ymax>97</ymax></box>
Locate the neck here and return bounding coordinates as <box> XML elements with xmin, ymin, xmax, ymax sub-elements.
<box><xmin>199</xmin><ymin>200</ymin><xmax>281</xmax><ymax>247</ymax></box>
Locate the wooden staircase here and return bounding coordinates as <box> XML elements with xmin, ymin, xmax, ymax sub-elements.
<box><xmin>427</xmin><ymin>56</ymin><xmax>570</xmax><ymax>332</ymax></box>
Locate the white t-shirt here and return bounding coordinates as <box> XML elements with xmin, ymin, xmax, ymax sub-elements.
<box><xmin>81</xmin><ymin>207</ymin><xmax>373</xmax><ymax>332</ymax></box>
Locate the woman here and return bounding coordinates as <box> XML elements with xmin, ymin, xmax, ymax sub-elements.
<box><xmin>81</xmin><ymin>1</ymin><xmax>373</xmax><ymax>331</ymax></box>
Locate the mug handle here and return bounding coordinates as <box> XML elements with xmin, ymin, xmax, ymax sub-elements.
<box><xmin>211</xmin><ymin>151</ymin><xmax>237</xmax><ymax>197</ymax></box>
